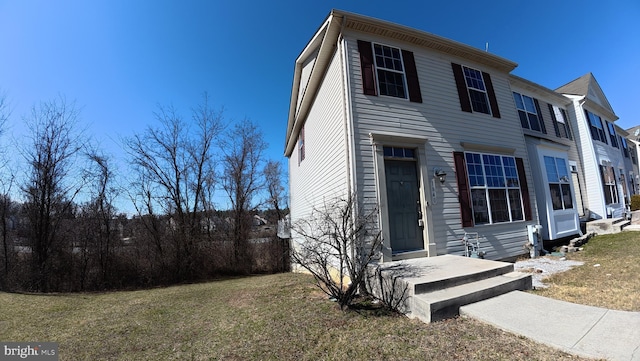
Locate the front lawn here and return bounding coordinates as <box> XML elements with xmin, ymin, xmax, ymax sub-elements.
<box><xmin>0</xmin><ymin>273</ymin><xmax>590</xmax><ymax>360</ymax></box>
<box><xmin>535</xmin><ymin>231</ymin><xmax>640</xmax><ymax>311</ymax></box>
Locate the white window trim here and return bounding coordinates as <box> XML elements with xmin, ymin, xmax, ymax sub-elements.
<box><xmin>372</xmin><ymin>42</ymin><xmax>408</xmax><ymax>99</ymax></box>
<box><xmin>463</xmin><ymin>66</ymin><xmax>491</xmax><ymax>115</ymax></box>
<box><xmin>465</xmin><ymin>151</ymin><xmax>524</xmax><ymax>225</ymax></box>
<box><xmin>513</xmin><ymin>92</ymin><xmax>541</xmax><ymax>131</ymax></box>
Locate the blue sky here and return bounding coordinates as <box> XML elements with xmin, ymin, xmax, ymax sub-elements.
<box><xmin>1</xmin><ymin>0</ymin><xmax>638</xmax><ymax>212</ymax></box>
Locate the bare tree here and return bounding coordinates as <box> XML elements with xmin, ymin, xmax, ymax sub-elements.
<box><xmin>263</xmin><ymin>159</ymin><xmax>289</xmax><ymax>271</ymax></box>
<box><xmin>125</xmin><ymin>95</ymin><xmax>222</xmax><ymax>280</ymax></box>
<box><xmin>263</xmin><ymin>159</ymin><xmax>287</xmax><ymax>220</ymax></box>
<box><xmin>20</xmin><ymin>96</ymin><xmax>85</xmax><ymax>291</ymax></box>
<box><xmin>291</xmin><ymin>194</ymin><xmax>382</xmax><ymax>310</ymax></box>
<box><xmin>0</xmin><ymin>91</ymin><xmax>14</xmax><ymax>285</ymax></box>
<box><xmin>220</xmin><ymin>119</ymin><xmax>267</xmax><ymax>273</ymax></box>
<box><xmin>74</xmin><ymin>149</ymin><xmax>119</xmax><ymax>289</ymax></box>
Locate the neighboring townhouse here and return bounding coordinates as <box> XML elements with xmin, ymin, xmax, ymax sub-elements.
<box><xmin>624</xmin><ymin>125</ymin><xmax>640</xmax><ymax>196</ymax></box>
<box><xmin>509</xmin><ymin>75</ymin><xmax>582</xmax><ymax>242</ymax></box>
<box><xmin>616</xmin><ymin>124</ymin><xmax>636</xmax><ymax>202</ymax></box>
<box><xmin>285</xmin><ymin>9</ymin><xmax>539</xmax><ymax>262</ymax></box>
<box><xmin>556</xmin><ymin>74</ymin><xmax>628</xmax><ymax>219</ymax></box>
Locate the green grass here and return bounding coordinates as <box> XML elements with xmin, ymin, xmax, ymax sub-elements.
<box><xmin>535</xmin><ymin>231</ymin><xmax>640</xmax><ymax>311</ymax></box>
<box><xmin>0</xmin><ymin>273</ymin><xmax>592</xmax><ymax>360</ymax></box>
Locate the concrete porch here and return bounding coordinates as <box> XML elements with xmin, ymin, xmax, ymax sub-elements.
<box><xmin>585</xmin><ymin>217</ymin><xmax>630</xmax><ymax>235</ymax></box>
<box><xmin>367</xmin><ymin>255</ymin><xmax>532</xmax><ymax>323</ymax></box>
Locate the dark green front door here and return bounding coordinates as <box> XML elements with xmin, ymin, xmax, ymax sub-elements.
<box><xmin>385</xmin><ymin>160</ymin><xmax>423</xmax><ymax>253</ymax></box>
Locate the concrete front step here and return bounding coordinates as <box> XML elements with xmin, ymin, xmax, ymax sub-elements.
<box><xmin>586</xmin><ymin>217</ymin><xmax>630</xmax><ymax>235</ymax></box>
<box><xmin>409</xmin><ymin>271</ymin><xmax>532</xmax><ymax>323</ymax></box>
<box><xmin>367</xmin><ymin>255</ymin><xmax>532</xmax><ymax>323</ymax></box>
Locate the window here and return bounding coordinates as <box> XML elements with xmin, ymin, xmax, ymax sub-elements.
<box><xmin>373</xmin><ymin>44</ymin><xmax>406</xmax><ymax>98</ymax></box>
<box><xmin>513</xmin><ymin>92</ymin><xmax>543</xmax><ymax>132</ymax></box>
<box><xmin>550</xmin><ymin>104</ymin><xmax>572</xmax><ymax>139</ymax></box>
<box><xmin>463</xmin><ymin>67</ymin><xmax>491</xmax><ymax>114</ymax></box>
<box><xmin>298</xmin><ymin>126</ymin><xmax>305</xmax><ymax>165</ymax></box>
<box><xmin>544</xmin><ymin>156</ymin><xmax>573</xmax><ymax>210</ymax></box>
<box><xmin>621</xmin><ymin>136</ymin><xmax>630</xmax><ymax>158</ymax></box>
<box><xmin>357</xmin><ymin>40</ymin><xmax>422</xmax><ymax>102</ymax></box>
<box><xmin>451</xmin><ymin>63</ymin><xmax>501</xmax><ymax>118</ymax></box>
<box><xmin>383</xmin><ymin>146</ymin><xmax>415</xmax><ymax>158</ymax></box>
<box><xmin>606</xmin><ymin>121</ymin><xmax>619</xmax><ymax>148</ymax></box>
<box><xmin>620</xmin><ymin>171</ymin><xmax>628</xmax><ymax>202</ymax></box>
<box><xmin>586</xmin><ymin>110</ymin><xmax>607</xmax><ymax>144</ymax></box>
<box><xmin>464</xmin><ymin>152</ymin><xmax>524</xmax><ymax>225</ymax></box>
<box><xmin>600</xmin><ymin>165</ymin><xmax>619</xmax><ymax>205</ymax></box>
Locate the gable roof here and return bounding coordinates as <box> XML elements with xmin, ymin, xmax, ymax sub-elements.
<box><xmin>555</xmin><ymin>73</ymin><xmax>617</xmax><ymax>119</ymax></box>
<box><xmin>284</xmin><ymin>9</ymin><xmax>518</xmax><ymax>156</ymax></box>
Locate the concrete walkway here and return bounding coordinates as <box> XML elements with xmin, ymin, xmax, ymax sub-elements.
<box><xmin>460</xmin><ymin>291</ymin><xmax>640</xmax><ymax>361</ymax></box>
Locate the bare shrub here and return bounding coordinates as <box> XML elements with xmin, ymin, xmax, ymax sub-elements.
<box><xmin>291</xmin><ymin>194</ymin><xmax>382</xmax><ymax>310</ymax></box>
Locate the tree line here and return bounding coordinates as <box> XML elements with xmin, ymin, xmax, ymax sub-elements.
<box><xmin>0</xmin><ymin>93</ymin><xmax>288</xmax><ymax>292</ymax></box>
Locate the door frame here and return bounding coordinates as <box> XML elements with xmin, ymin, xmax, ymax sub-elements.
<box><xmin>369</xmin><ymin>132</ymin><xmax>434</xmax><ymax>262</ymax></box>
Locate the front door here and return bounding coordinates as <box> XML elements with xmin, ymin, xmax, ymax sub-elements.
<box><xmin>385</xmin><ymin>159</ymin><xmax>423</xmax><ymax>253</ymax></box>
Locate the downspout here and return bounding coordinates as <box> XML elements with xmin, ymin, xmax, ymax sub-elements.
<box><xmin>338</xmin><ymin>15</ymin><xmax>356</xmax><ymax>201</ymax></box>
<box><xmin>338</xmin><ymin>16</ymin><xmax>365</xmax><ymax>274</ymax></box>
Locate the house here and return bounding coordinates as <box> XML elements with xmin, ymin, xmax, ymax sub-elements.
<box><xmin>556</xmin><ymin>73</ymin><xmax>628</xmax><ymax>219</ymax></box>
<box><xmin>508</xmin><ymin>75</ymin><xmax>582</xmax><ymax>242</ymax></box>
<box><xmin>285</xmin><ymin>9</ymin><xmax>540</xmax><ymax>262</ymax></box>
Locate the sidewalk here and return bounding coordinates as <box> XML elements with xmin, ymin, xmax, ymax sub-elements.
<box><xmin>460</xmin><ymin>291</ymin><xmax>640</xmax><ymax>361</ymax></box>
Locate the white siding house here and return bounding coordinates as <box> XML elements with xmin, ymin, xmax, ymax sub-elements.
<box><xmin>509</xmin><ymin>75</ymin><xmax>582</xmax><ymax>241</ymax></box>
<box><xmin>285</xmin><ymin>10</ymin><xmax>540</xmax><ymax>262</ymax></box>
<box><xmin>556</xmin><ymin>73</ymin><xmax>627</xmax><ymax>219</ymax></box>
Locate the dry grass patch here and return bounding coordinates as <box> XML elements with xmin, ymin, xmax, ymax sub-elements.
<box><xmin>0</xmin><ymin>273</ymin><xmax>594</xmax><ymax>360</ymax></box>
<box><xmin>535</xmin><ymin>231</ymin><xmax>640</xmax><ymax>311</ymax></box>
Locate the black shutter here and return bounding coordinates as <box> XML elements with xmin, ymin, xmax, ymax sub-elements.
<box><xmin>561</xmin><ymin>108</ymin><xmax>572</xmax><ymax>140</ymax></box>
<box><xmin>454</xmin><ymin>152</ymin><xmax>474</xmax><ymax>227</ymax></box>
<box><xmin>357</xmin><ymin>40</ymin><xmax>377</xmax><ymax>96</ymax></box>
<box><xmin>482</xmin><ymin>71</ymin><xmax>501</xmax><ymax>118</ymax></box>
<box><xmin>402</xmin><ymin>49</ymin><xmax>422</xmax><ymax>103</ymax></box>
<box><xmin>548</xmin><ymin>103</ymin><xmax>561</xmax><ymax>137</ymax></box>
<box><xmin>533</xmin><ymin>98</ymin><xmax>545</xmax><ymax>134</ymax></box>
<box><xmin>516</xmin><ymin>157</ymin><xmax>533</xmax><ymax>221</ymax></box>
<box><xmin>451</xmin><ymin>63</ymin><xmax>472</xmax><ymax>113</ymax></box>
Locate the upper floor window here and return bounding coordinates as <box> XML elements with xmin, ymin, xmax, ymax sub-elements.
<box><xmin>621</xmin><ymin>136</ymin><xmax>630</xmax><ymax>158</ymax></box>
<box><xmin>298</xmin><ymin>126</ymin><xmax>305</xmax><ymax>165</ymax></box>
<box><xmin>606</xmin><ymin>121</ymin><xmax>619</xmax><ymax>148</ymax></box>
<box><xmin>373</xmin><ymin>44</ymin><xmax>406</xmax><ymax>99</ymax></box>
<box><xmin>550</xmin><ymin>105</ymin><xmax>572</xmax><ymax>140</ymax></box>
<box><xmin>451</xmin><ymin>63</ymin><xmax>501</xmax><ymax>118</ymax></box>
<box><xmin>513</xmin><ymin>92</ymin><xmax>542</xmax><ymax>132</ymax></box>
<box><xmin>586</xmin><ymin>110</ymin><xmax>607</xmax><ymax>144</ymax></box>
<box><xmin>357</xmin><ymin>40</ymin><xmax>422</xmax><ymax>103</ymax></box>
<box><xmin>544</xmin><ymin>156</ymin><xmax>573</xmax><ymax>210</ymax></box>
<box><xmin>465</xmin><ymin>152</ymin><xmax>524</xmax><ymax>225</ymax></box>
<box><xmin>463</xmin><ymin>67</ymin><xmax>491</xmax><ymax>114</ymax></box>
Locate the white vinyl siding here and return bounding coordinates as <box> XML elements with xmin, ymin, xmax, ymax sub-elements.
<box><xmin>564</xmin><ymin>99</ymin><xmax>626</xmax><ymax>219</ymax></box>
<box><xmin>346</xmin><ymin>33</ymin><xmax>536</xmax><ymax>260</ymax></box>
<box><xmin>289</xmin><ymin>49</ymin><xmax>348</xmax><ymax>232</ymax></box>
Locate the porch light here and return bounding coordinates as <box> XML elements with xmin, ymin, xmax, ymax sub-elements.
<box><xmin>434</xmin><ymin>167</ymin><xmax>447</xmax><ymax>184</ymax></box>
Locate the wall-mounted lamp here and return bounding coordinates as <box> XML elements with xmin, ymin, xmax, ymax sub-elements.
<box><xmin>434</xmin><ymin>167</ymin><xmax>447</xmax><ymax>184</ymax></box>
